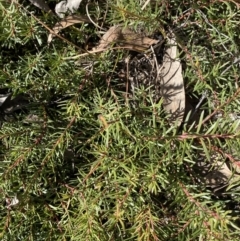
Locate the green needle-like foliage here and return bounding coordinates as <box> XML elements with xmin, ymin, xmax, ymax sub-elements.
<box><xmin>1</xmin><ymin>0</ymin><xmax>240</xmax><ymax>240</ymax></box>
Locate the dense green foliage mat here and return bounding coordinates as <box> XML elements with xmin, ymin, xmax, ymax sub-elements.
<box><xmin>1</xmin><ymin>0</ymin><xmax>240</xmax><ymax>240</ymax></box>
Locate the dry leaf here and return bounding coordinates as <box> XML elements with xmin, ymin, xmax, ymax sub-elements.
<box><xmin>95</xmin><ymin>26</ymin><xmax>121</xmax><ymax>50</ymax></box>
<box><xmin>205</xmin><ymin>160</ymin><xmax>240</xmax><ymax>194</ymax></box>
<box><xmin>55</xmin><ymin>0</ymin><xmax>83</xmax><ymax>18</ymax></box>
<box><xmin>28</xmin><ymin>0</ymin><xmax>51</xmax><ymax>12</ymax></box>
<box><xmin>6</xmin><ymin>195</ymin><xmax>19</xmax><ymax>210</ymax></box>
<box><xmin>204</xmin><ymin>161</ymin><xmax>232</xmax><ymax>187</ymax></box>
<box><xmin>48</xmin><ymin>15</ymin><xmax>90</xmax><ymax>43</ymax></box>
<box><xmin>160</xmin><ymin>34</ymin><xmax>185</xmax><ymax>126</ymax></box>
<box><xmin>1</xmin><ymin>94</ymin><xmax>29</xmax><ymax>114</ymax></box>
<box><xmin>195</xmin><ymin>153</ymin><xmax>240</xmax><ymax>194</ymax></box>
<box><xmin>0</xmin><ymin>94</ymin><xmax>12</xmax><ymax>107</ymax></box>
<box><xmin>95</xmin><ymin>25</ymin><xmax>158</xmax><ymax>52</ymax></box>
<box><xmin>121</xmin><ymin>27</ymin><xmax>159</xmax><ymax>51</ymax></box>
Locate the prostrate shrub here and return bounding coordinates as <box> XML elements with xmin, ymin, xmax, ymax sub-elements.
<box><xmin>1</xmin><ymin>0</ymin><xmax>240</xmax><ymax>240</ymax></box>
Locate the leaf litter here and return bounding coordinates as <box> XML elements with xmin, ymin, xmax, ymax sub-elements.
<box><xmin>48</xmin><ymin>15</ymin><xmax>91</xmax><ymax>44</ymax></box>
<box><xmin>160</xmin><ymin>33</ymin><xmax>185</xmax><ymax>126</ymax></box>
<box><xmin>28</xmin><ymin>0</ymin><xmax>51</xmax><ymax>13</ymax></box>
